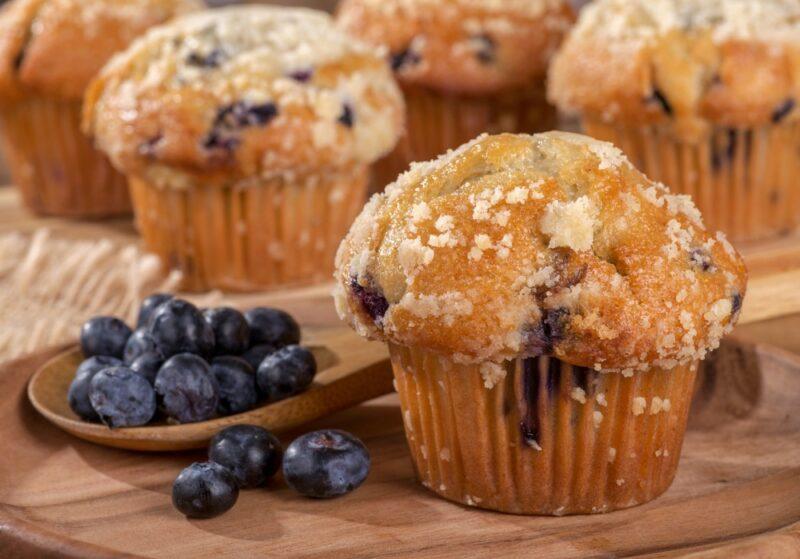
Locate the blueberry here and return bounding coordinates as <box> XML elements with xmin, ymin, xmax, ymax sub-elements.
<box><xmin>136</xmin><ymin>293</ymin><xmax>173</xmax><ymax>329</ymax></box>
<box><xmin>337</xmin><ymin>102</ymin><xmax>355</xmax><ymax>128</ymax></box>
<box><xmin>203</xmin><ymin>307</ymin><xmax>249</xmax><ymax>356</ymax></box>
<box><xmin>288</xmin><ymin>68</ymin><xmax>313</xmax><ymax>82</ymax></box>
<box><xmin>129</xmin><ymin>352</ymin><xmax>163</xmax><ymax>385</ymax></box>
<box><xmin>68</xmin><ymin>356</ymin><xmax>123</xmax><ymax>421</ymax></box>
<box><xmin>244</xmin><ymin>307</ymin><xmax>300</xmax><ymax>347</ymax></box>
<box><xmin>186</xmin><ymin>48</ymin><xmax>225</xmax><ymax>68</ymax></box>
<box><xmin>124</xmin><ymin>328</ymin><xmax>162</xmax><ymax>364</ymax></box>
<box><xmin>211</xmin><ymin>357</ymin><xmax>258</xmax><ymax>416</ymax></box>
<box><xmin>256</xmin><ymin>345</ymin><xmax>316</xmax><ymax>403</ymax></box>
<box><xmin>390</xmin><ymin>47</ymin><xmax>421</xmax><ymax>71</ymax></box>
<box><xmin>350</xmin><ymin>277</ymin><xmax>388</xmax><ymax>322</ymax></box>
<box><xmin>155</xmin><ymin>353</ymin><xmax>218</xmax><ymax>423</ymax></box>
<box><xmin>470</xmin><ymin>33</ymin><xmax>496</xmax><ymax>64</ymax></box>
<box><xmin>80</xmin><ymin>316</ymin><xmax>132</xmax><ymax>359</ymax></box>
<box><xmin>282</xmin><ymin>430</ymin><xmax>370</xmax><ymax>498</ymax></box>
<box><xmin>240</xmin><ymin>344</ymin><xmax>277</xmax><ymax>371</ymax></box>
<box><xmin>208</xmin><ymin>425</ymin><xmax>282</xmax><ymax>488</ymax></box>
<box><xmin>172</xmin><ymin>462</ymin><xmax>239</xmax><ymax>519</ymax></box>
<box><xmin>89</xmin><ymin>367</ymin><xmax>157</xmax><ymax>428</ymax></box>
<box><xmin>149</xmin><ymin>299</ymin><xmax>215</xmax><ymax>358</ymax></box>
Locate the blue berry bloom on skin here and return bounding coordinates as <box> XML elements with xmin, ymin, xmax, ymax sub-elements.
<box><xmin>256</xmin><ymin>345</ymin><xmax>316</xmax><ymax>403</ymax></box>
<box><xmin>172</xmin><ymin>462</ymin><xmax>239</xmax><ymax>519</ymax></box>
<box><xmin>129</xmin><ymin>352</ymin><xmax>163</xmax><ymax>385</ymax></box>
<box><xmin>244</xmin><ymin>307</ymin><xmax>300</xmax><ymax>348</ymax></box>
<box><xmin>210</xmin><ymin>357</ymin><xmax>258</xmax><ymax>416</ymax></box>
<box><xmin>89</xmin><ymin>367</ymin><xmax>157</xmax><ymax>428</ymax></box>
<box><xmin>282</xmin><ymin>430</ymin><xmax>370</xmax><ymax>499</ymax></box>
<box><xmin>136</xmin><ymin>293</ymin><xmax>174</xmax><ymax>329</ymax></box>
<box><xmin>208</xmin><ymin>425</ymin><xmax>282</xmax><ymax>488</ymax></box>
<box><xmin>149</xmin><ymin>299</ymin><xmax>215</xmax><ymax>358</ymax></box>
<box><xmin>68</xmin><ymin>356</ymin><xmax>123</xmax><ymax>421</ymax></box>
<box><xmin>80</xmin><ymin>316</ymin><xmax>132</xmax><ymax>359</ymax></box>
<box><xmin>155</xmin><ymin>354</ymin><xmax>219</xmax><ymax>423</ymax></box>
<box><xmin>203</xmin><ymin>307</ymin><xmax>250</xmax><ymax>356</ymax></box>
<box><xmin>240</xmin><ymin>343</ymin><xmax>277</xmax><ymax>371</ymax></box>
<box><xmin>124</xmin><ymin>328</ymin><xmax>162</xmax><ymax>364</ymax></box>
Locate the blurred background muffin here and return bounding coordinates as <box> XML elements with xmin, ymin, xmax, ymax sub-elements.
<box><xmin>337</xmin><ymin>0</ymin><xmax>575</xmax><ymax>192</ymax></box>
<box><xmin>549</xmin><ymin>0</ymin><xmax>800</xmax><ymax>244</ymax></box>
<box><xmin>84</xmin><ymin>5</ymin><xmax>404</xmax><ymax>292</ymax></box>
<box><xmin>335</xmin><ymin>131</ymin><xmax>747</xmax><ymax>514</ymax></box>
<box><xmin>0</xmin><ymin>0</ymin><xmax>202</xmax><ymax>217</ymax></box>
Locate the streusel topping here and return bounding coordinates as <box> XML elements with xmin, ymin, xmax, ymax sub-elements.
<box><xmin>335</xmin><ymin>132</ymin><xmax>747</xmax><ymax>373</ymax></box>
<box><xmin>84</xmin><ymin>6</ymin><xmax>405</xmax><ymax>188</ymax></box>
<box><xmin>337</xmin><ymin>0</ymin><xmax>574</xmax><ymax>94</ymax></box>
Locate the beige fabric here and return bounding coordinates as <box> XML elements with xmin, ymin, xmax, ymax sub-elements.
<box><xmin>0</xmin><ymin>229</ymin><xmax>220</xmax><ymax>363</ymax></box>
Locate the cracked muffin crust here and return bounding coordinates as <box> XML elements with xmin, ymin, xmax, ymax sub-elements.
<box><xmin>335</xmin><ymin>132</ymin><xmax>747</xmax><ymax>374</ymax></box>
<box><xmin>336</xmin><ymin>0</ymin><xmax>574</xmax><ymax>95</ymax></box>
<box><xmin>0</xmin><ymin>0</ymin><xmax>203</xmax><ymax>100</ymax></box>
<box><xmin>548</xmin><ymin>0</ymin><xmax>800</xmax><ymax>135</ymax></box>
<box><xmin>83</xmin><ymin>6</ymin><xmax>405</xmax><ymax>190</ymax></box>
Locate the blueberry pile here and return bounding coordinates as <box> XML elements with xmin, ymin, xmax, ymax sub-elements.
<box><xmin>172</xmin><ymin>425</ymin><xmax>370</xmax><ymax>519</ymax></box>
<box><xmin>68</xmin><ymin>294</ymin><xmax>317</xmax><ymax>428</ymax></box>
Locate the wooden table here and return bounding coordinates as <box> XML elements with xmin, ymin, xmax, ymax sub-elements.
<box><xmin>2</xmin><ymin>187</ymin><xmax>800</xmax><ymax>557</ymax></box>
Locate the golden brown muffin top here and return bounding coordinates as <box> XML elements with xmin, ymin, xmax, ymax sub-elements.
<box><xmin>549</xmin><ymin>0</ymin><xmax>800</xmax><ymax>137</ymax></box>
<box><xmin>83</xmin><ymin>6</ymin><xmax>405</xmax><ymax>189</ymax></box>
<box><xmin>0</xmin><ymin>0</ymin><xmax>202</xmax><ymax>100</ymax></box>
<box><xmin>334</xmin><ymin>132</ymin><xmax>747</xmax><ymax>376</ymax></box>
<box><xmin>336</xmin><ymin>0</ymin><xmax>574</xmax><ymax>95</ymax></box>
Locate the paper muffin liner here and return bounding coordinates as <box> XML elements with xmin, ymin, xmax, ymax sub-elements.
<box><xmin>128</xmin><ymin>167</ymin><xmax>368</xmax><ymax>292</ymax></box>
<box><xmin>0</xmin><ymin>96</ymin><xmax>130</xmax><ymax>217</ymax></box>
<box><xmin>584</xmin><ymin>118</ymin><xmax>800</xmax><ymax>243</ymax></box>
<box><xmin>389</xmin><ymin>344</ymin><xmax>697</xmax><ymax>515</ymax></box>
<box><xmin>372</xmin><ymin>82</ymin><xmax>557</xmax><ymax>193</ymax></box>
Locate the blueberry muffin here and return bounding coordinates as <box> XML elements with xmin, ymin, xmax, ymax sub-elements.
<box><xmin>0</xmin><ymin>0</ymin><xmax>202</xmax><ymax>217</ymax></box>
<box><xmin>337</xmin><ymin>0</ymin><xmax>574</xmax><ymax>191</ymax></box>
<box><xmin>549</xmin><ymin>0</ymin><xmax>800</xmax><ymax>243</ymax></box>
<box><xmin>334</xmin><ymin>132</ymin><xmax>747</xmax><ymax>514</ymax></box>
<box><xmin>84</xmin><ymin>6</ymin><xmax>404</xmax><ymax>292</ymax></box>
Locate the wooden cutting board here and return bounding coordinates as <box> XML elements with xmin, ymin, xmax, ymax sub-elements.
<box><xmin>1</xmin><ymin>331</ymin><xmax>799</xmax><ymax>558</ymax></box>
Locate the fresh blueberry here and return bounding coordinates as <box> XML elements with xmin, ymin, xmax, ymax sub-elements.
<box><xmin>244</xmin><ymin>307</ymin><xmax>300</xmax><ymax>348</ymax></box>
<box><xmin>282</xmin><ymin>430</ymin><xmax>370</xmax><ymax>498</ymax></box>
<box><xmin>240</xmin><ymin>343</ymin><xmax>277</xmax><ymax>371</ymax></box>
<box><xmin>129</xmin><ymin>352</ymin><xmax>163</xmax><ymax>385</ymax></box>
<box><xmin>203</xmin><ymin>307</ymin><xmax>249</xmax><ymax>356</ymax></box>
<box><xmin>172</xmin><ymin>462</ymin><xmax>239</xmax><ymax>519</ymax></box>
<box><xmin>68</xmin><ymin>356</ymin><xmax>123</xmax><ymax>421</ymax></box>
<box><xmin>155</xmin><ymin>353</ymin><xmax>218</xmax><ymax>423</ymax></box>
<box><xmin>124</xmin><ymin>328</ymin><xmax>162</xmax><ymax>364</ymax></box>
<box><xmin>89</xmin><ymin>367</ymin><xmax>157</xmax><ymax>428</ymax></box>
<box><xmin>256</xmin><ymin>345</ymin><xmax>316</xmax><ymax>403</ymax></box>
<box><xmin>136</xmin><ymin>293</ymin><xmax>173</xmax><ymax>329</ymax></box>
<box><xmin>80</xmin><ymin>316</ymin><xmax>132</xmax><ymax>359</ymax></box>
<box><xmin>208</xmin><ymin>425</ymin><xmax>282</xmax><ymax>488</ymax></box>
<box><xmin>210</xmin><ymin>356</ymin><xmax>258</xmax><ymax>416</ymax></box>
<box><xmin>149</xmin><ymin>299</ymin><xmax>215</xmax><ymax>358</ymax></box>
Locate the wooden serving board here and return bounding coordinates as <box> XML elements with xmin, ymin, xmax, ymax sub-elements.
<box><xmin>1</xmin><ymin>335</ymin><xmax>799</xmax><ymax>558</ymax></box>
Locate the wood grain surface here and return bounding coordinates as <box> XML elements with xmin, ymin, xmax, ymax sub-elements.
<box><xmin>1</xmin><ymin>331</ymin><xmax>799</xmax><ymax>557</ymax></box>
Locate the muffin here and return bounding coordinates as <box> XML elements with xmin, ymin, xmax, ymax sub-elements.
<box><xmin>337</xmin><ymin>0</ymin><xmax>575</xmax><ymax>191</ymax></box>
<box><xmin>549</xmin><ymin>0</ymin><xmax>800</xmax><ymax>243</ymax></box>
<box><xmin>0</xmin><ymin>0</ymin><xmax>202</xmax><ymax>217</ymax></box>
<box><xmin>84</xmin><ymin>6</ymin><xmax>404</xmax><ymax>292</ymax></box>
<box><xmin>334</xmin><ymin>132</ymin><xmax>747</xmax><ymax>514</ymax></box>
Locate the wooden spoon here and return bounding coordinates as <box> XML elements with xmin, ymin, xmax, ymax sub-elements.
<box><xmin>27</xmin><ymin>326</ymin><xmax>393</xmax><ymax>451</ymax></box>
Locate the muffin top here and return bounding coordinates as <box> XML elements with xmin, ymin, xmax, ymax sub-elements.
<box><xmin>83</xmin><ymin>6</ymin><xmax>405</xmax><ymax>189</ymax></box>
<box><xmin>336</xmin><ymin>0</ymin><xmax>574</xmax><ymax>95</ymax></box>
<box><xmin>334</xmin><ymin>132</ymin><xmax>747</xmax><ymax>376</ymax></box>
<box><xmin>0</xmin><ymin>0</ymin><xmax>202</xmax><ymax>100</ymax></box>
<box><xmin>549</xmin><ymin>0</ymin><xmax>800</xmax><ymax>135</ymax></box>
